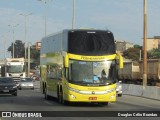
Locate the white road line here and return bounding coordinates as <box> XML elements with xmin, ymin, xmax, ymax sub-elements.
<box><xmin>43</xmin><ymin>101</ymin><xmax>53</xmax><ymax>105</ymax></box>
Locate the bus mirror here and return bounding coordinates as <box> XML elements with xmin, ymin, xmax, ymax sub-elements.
<box><xmin>117</xmin><ymin>54</ymin><xmax>123</xmax><ymax>69</ymax></box>
<box><xmin>65</xmin><ymin>54</ymin><xmax>69</xmax><ymax>68</ymax></box>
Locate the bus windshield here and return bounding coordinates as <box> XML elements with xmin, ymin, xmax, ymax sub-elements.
<box><xmin>7</xmin><ymin>65</ymin><xmax>24</xmax><ymax>73</ymax></box>
<box><xmin>68</xmin><ymin>60</ymin><xmax>116</xmax><ymax>86</ymax></box>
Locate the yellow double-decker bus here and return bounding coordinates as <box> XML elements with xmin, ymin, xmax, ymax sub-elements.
<box><xmin>40</xmin><ymin>29</ymin><xmax>123</xmax><ymax>105</ymax></box>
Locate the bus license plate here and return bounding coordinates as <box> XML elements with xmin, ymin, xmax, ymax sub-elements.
<box><xmin>89</xmin><ymin>97</ymin><xmax>97</xmax><ymax>100</ymax></box>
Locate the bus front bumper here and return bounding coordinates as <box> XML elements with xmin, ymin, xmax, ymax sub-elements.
<box><xmin>64</xmin><ymin>91</ymin><xmax>116</xmax><ymax>102</ymax></box>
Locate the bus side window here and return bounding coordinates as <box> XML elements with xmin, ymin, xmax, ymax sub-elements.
<box><xmin>52</xmin><ymin>65</ymin><xmax>57</xmax><ymax>79</ymax></box>
<box><xmin>57</xmin><ymin>70</ymin><xmax>62</xmax><ymax>80</ymax></box>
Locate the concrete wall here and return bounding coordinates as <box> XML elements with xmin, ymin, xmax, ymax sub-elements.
<box><xmin>122</xmin><ymin>84</ymin><xmax>160</xmax><ymax>100</ymax></box>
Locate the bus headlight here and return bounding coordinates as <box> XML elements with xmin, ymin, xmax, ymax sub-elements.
<box><xmin>109</xmin><ymin>94</ymin><xmax>116</xmax><ymax>100</ymax></box>
<box><xmin>70</xmin><ymin>94</ymin><xmax>76</xmax><ymax>99</ymax></box>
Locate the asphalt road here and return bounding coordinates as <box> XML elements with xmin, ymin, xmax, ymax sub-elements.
<box><xmin>0</xmin><ymin>81</ymin><xmax>160</xmax><ymax>120</ymax></box>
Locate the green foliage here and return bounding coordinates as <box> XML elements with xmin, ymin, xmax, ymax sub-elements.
<box><xmin>7</xmin><ymin>40</ymin><xmax>40</xmax><ymax>60</ymax></box>
<box><xmin>123</xmin><ymin>47</ymin><xmax>160</xmax><ymax>60</ymax></box>
<box><xmin>30</xmin><ymin>48</ymin><xmax>40</xmax><ymax>60</ymax></box>
<box><xmin>148</xmin><ymin>48</ymin><xmax>160</xmax><ymax>59</ymax></box>
<box><xmin>123</xmin><ymin>48</ymin><xmax>141</xmax><ymax>61</ymax></box>
<box><xmin>134</xmin><ymin>44</ymin><xmax>141</xmax><ymax>49</ymax></box>
<box><xmin>7</xmin><ymin>40</ymin><xmax>25</xmax><ymax>58</ymax></box>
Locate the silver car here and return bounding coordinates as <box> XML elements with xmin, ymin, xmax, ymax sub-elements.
<box><xmin>116</xmin><ymin>81</ymin><xmax>122</xmax><ymax>97</ymax></box>
<box><xmin>19</xmin><ymin>78</ymin><xmax>34</xmax><ymax>90</ymax></box>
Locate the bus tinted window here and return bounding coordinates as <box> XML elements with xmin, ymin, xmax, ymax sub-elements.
<box><xmin>68</xmin><ymin>30</ymin><xmax>116</xmax><ymax>55</ymax></box>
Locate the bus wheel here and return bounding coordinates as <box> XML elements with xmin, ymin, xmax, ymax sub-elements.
<box><xmin>44</xmin><ymin>87</ymin><xmax>49</xmax><ymax>100</ymax></box>
<box><xmin>59</xmin><ymin>91</ymin><xmax>68</xmax><ymax>105</ymax></box>
<box><xmin>58</xmin><ymin>90</ymin><xmax>62</xmax><ymax>103</ymax></box>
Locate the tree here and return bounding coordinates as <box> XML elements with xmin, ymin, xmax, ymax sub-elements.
<box><xmin>123</xmin><ymin>48</ymin><xmax>141</xmax><ymax>61</ymax></box>
<box><xmin>8</xmin><ymin>40</ymin><xmax>25</xmax><ymax>58</ymax></box>
<box><xmin>30</xmin><ymin>48</ymin><xmax>40</xmax><ymax>60</ymax></box>
<box><xmin>148</xmin><ymin>48</ymin><xmax>160</xmax><ymax>59</ymax></box>
<box><xmin>7</xmin><ymin>40</ymin><xmax>40</xmax><ymax>61</ymax></box>
<box><xmin>134</xmin><ymin>44</ymin><xmax>142</xmax><ymax>49</ymax></box>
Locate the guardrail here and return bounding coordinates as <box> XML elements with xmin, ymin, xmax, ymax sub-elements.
<box><xmin>122</xmin><ymin>84</ymin><xmax>160</xmax><ymax>100</ymax></box>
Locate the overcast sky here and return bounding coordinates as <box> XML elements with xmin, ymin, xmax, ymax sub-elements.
<box><xmin>0</xmin><ymin>0</ymin><xmax>160</xmax><ymax>59</ymax></box>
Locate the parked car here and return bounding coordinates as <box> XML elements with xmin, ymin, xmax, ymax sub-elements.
<box><xmin>19</xmin><ymin>77</ymin><xmax>34</xmax><ymax>90</ymax></box>
<box><xmin>116</xmin><ymin>81</ymin><xmax>122</xmax><ymax>97</ymax></box>
<box><xmin>0</xmin><ymin>77</ymin><xmax>17</xmax><ymax>96</ymax></box>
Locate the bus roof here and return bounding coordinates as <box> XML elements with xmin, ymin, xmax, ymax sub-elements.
<box><xmin>41</xmin><ymin>29</ymin><xmax>116</xmax><ymax>56</ymax></box>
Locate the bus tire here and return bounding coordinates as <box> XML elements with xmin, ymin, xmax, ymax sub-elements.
<box><xmin>44</xmin><ymin>86</ymin><xmax>49</xmax><ymax>100</ymax></box>
<box><xmin>58</xmin><ymin>90</ymin><xmax>68</xmax><ymax>105</ymax></box>
<box><xmin>43</xmin><ymin>83</ymin><xmax>45</xmax><ymax>94</ymax></box>
<box><xmin>57</xmin><ymin>89</ymin><xmax>62</xmax><ymax>103</ymax></box>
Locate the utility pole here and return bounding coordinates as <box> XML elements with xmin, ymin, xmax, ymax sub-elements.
<box><xmin>8</xmin><ymin>24</ymin><xmax>19</xmax><ymax>58</ymax></box>
<box><xmin>143</xmin><ymin>0</ymin><xmax>147</xmax><ymax>90</ymax></box>
<box><xmin>139</xmin><ymin>50</ymin><xmax>142</xmax><ymax>61</ymax></box>
<box><xmin>20</xmin><ymin>13</ymin><xmax>32</xmax><ymax>77</ymax></box>
<box><xmin>72</xmin><ymin>0</ymin><xmax>75</xmax><ymax>29</ymax></box>
<box><xmin>37</xmin><ymin>0</ymin><xmax>51</xmax><ymax>37</ymax></box>
<box><xmin>2</xmin><ymin>34</ymin><xmax>7</xmax><ymax>60</ymax></box>
<box><xmin>28</xmin><ymin>43</ymin><xmax>31</xmax><ymax>78</ymax></box>
<box><xmin>4</xmin><ymin>34</ymin><xmax>6</xmax><ymax>59</ymax></box>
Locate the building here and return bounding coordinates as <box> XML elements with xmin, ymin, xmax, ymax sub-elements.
<box><xmin>115</xmin><ymin>40</ymin><xmax>134</xmax><ymax>54</ymax></box>
<box><xmin>146</xmin><ymin>36</ymin><xmax>160</xmax><ymax>51</ymax></box>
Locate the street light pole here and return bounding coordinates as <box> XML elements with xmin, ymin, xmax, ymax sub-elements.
<box><xmin>28</xmin><ymin>42</ymin><xmax>31</xmax><ymax>78</ymax></box>
<box><xmin>2</xmin><ymin>34</ymin><xmax>7</xmax><ymax>60</ymax></box>
<box><xmin>143</xmin><ymin>0</ymin><xmax>147</xmax><ymax>90</ymax></box>
<box><xmin>37</xmin><ymin>0</ymin><xmax>53</xmax><ymax>37</ymax></box>
<box><xmin>12</xmin><ymin>30</ymin><xmax>14</xmax><ymax>58</ymax></box>
<box><xmin>37</xmin><ymin>0</ymin><xmax>47</xmax><ymax>37</ymax></box>
<box><xmin>20</xmin><ymin>13</ymin><xmax>32</xmax><ymax>77</ymax></box>
<box><xmin>44</xmin><ymin>1</ymin><xmax>47</xmax><ymax>37</ymax></box>
<box><xmin>4</xmin><ymin>34</ymin><xmax>6</xmax><ymax>59</ymax></box>
<box><xmin>8</xmin><ymin>24</ymin><xmax>19</xmax><ymax>58</ymax></box>
<box><xmin>72</xmin><ymin>0</ymin><xmax>75</xmax><ymax>29</ymax></box>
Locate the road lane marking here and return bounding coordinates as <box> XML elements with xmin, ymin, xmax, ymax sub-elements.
<box><xmin>43</xmin><ymin>101</ymin><xmax>53</xmax><ymax>105</ymax></box>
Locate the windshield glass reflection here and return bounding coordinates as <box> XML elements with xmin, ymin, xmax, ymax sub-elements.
<box><xmin>7</xmin><ymin>65</ymin><xmax>24</xmax><ymax>73</ymax></box>
<box><xmin>68</xmin><ymin>60</ymin><xmax>116</xmax><ymax>86</ymax></box>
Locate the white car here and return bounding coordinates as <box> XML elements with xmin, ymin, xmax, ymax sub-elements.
<box><xmin>19</xmin><ymin>78</ymin><xmax>34</xmax><ymax>90</ymax></box>
<box><xmin>116</xmin><ymin>81</ymin><xmax>122</xmax><ymax>97</ymax></box>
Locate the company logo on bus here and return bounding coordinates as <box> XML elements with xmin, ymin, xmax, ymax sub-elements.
<box><xmin>81</xmin><ymin>56</ymin><xmax>105</xmax><ymax>60</ymax></box>
<box><xmin>88</xmin><ymin>88</ymin><xmax>99</xmax><ymax>90</ymax></box>
<box><xmin>92</xmin><ymin>91</ymin><xmax>95</xmax><ymax>94</ymax></box>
